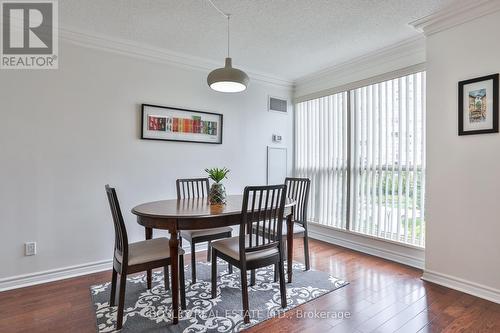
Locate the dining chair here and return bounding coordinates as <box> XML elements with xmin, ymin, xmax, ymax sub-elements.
<box><xmin>105</xmin><ymin>185</ymin><xmax>186</xmax><ymax>330</ymax></box>
<box><xmin>284</xmin><ymin>177</ymin><xmax>311</xmax><ymax>270</ymax></box>
<box><xmin>177</xmin><ymin>178</ymin><xmax>233</xmax><ymax>282</ymax></box>
<box><xmin>210</xmin><ymin>184</ymin><xmax>288</xmax><ymax>324</ymax></box>
<box><xmin>251</xmin><ymin>177</ymin><xmax>311</xmax><ymax>284</ymax></box>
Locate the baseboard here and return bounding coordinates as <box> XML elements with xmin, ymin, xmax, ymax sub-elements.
<box><xmin>308</xmin><ymin>224</ymin><xmax>425</xmax><ymax>269</ymax></box>
<box><xmin>422</xmin><ymin>270</ymin><xmax>500</xmax><ymax>304</ymax></box>
<box><xmin>0</xmin><ymin>243</ymin><xmax>209</xmax><ymax>292</ymax></box>
<box><xmin>0</xmin><ymin>260</ymin><xmax>113</xmax><ymax>292</ymax></box>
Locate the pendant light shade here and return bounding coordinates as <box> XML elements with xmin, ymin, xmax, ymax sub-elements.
<box><xmin>206</xmin><ymin>1</ymin><xmax>249</xmax><ymax>93</ymax></box>
<box><xmin>207</xmin><ymin>57</ymin><xmax>249</xmax><ymax>93</ymax></box>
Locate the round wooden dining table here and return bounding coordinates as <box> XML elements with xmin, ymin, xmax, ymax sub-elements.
<box><xmin>131</xmin><ymin>194</ymin><xmax>296</xmax><ymax>324</ymax></box>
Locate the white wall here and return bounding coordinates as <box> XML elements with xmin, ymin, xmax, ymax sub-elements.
<box><xmin>0</xmin><ymin>41</ymin><xmax>293</xmax><ymax>282</ymax></box>
<box><xmin>424</xmin><ymin>11</ymin><xmax>500</xmax><ymax>300</ymax></box>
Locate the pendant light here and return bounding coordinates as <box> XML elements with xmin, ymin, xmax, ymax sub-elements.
<box><xmin>207</xmin><ymin>2</ymin><xmax>249</xmax><ymax>93</ymax></box>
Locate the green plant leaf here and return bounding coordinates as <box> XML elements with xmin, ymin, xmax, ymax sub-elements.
<box><xmin>205</xmin><ymin>167</ymin><xmax>230</xmax><ymax>183</ymax></box>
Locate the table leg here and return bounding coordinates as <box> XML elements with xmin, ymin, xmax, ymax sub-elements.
<box><xmin>286</xmin><ymin>214</ymin><xmax>293</xmax><ymax>283</ymax></box>
<box><xmin>145</xmin><ymin>227</ymin><xmax>153</xmax><ymax>289</ymax></box>
<box><xmin>169</xmin><ymin>226</ymin><xmax>180</xmax><ymax>324</ymax></box>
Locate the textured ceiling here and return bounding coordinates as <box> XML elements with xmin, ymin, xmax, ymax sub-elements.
<box><xmin>59</xmin><ymin>0</ymin><xmax>462</xmax><ymax>81</ymax></box>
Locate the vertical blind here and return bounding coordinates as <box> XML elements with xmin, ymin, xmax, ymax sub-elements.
<box><xmin>295</xmin><ymin>71</ymin><xmax>426</xmax><ymax>247</ymax></box>
<box><xmin>295</xmin><ymin>92</ymin><xmax>349</xmax><ymax>230</ymax></box>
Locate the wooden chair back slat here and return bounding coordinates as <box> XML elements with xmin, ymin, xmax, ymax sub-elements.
<box><xmin>285</xmin><ymin>177</ymin><xmax>310</xmax><ymax>226</ymax></box>
<box><xmin>105</xmin><ymin>185</ymin><xmax>129</xmax><ymax>261</ymax></box>
<box><xmin>240</xmin><ymin>184</ymin><xmax>286</xmax><ymax>259</ymax></box>
<box><xmin>176</xmin><ymin>178</ymin><xmax>210</xmax><ymax>199</ymax></box>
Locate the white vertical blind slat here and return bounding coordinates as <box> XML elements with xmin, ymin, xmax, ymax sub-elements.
<box><xmin>396</xmin><ymin>77</ymin><xmax>403</xmax><ymax>242</ymax></box>
<box><xmin>377</xmin><ymin>83</ymin><xmax>383</xmax><ymax>238</ymax></box>
<box><xmin>361</xmin><ymin>87</ymin><xmax>367</xmax><ymax>234</ymax></box>
<box><xmin>412</xmin><ymin>74</ymin><xmax>418</xmax><ymax>243</ymax></box>
<box><xmin>353</xmin><ymin>91</ymin><xmax>360</xmax><ymax>232</ymax></box>
<box><xmin>342</xmin><ymin>93</ymin><xmax>348</xmax><ymax>228</ymax></box>
<box><xmin>327</xmin><ymin>95</ymin><xmax>334</xmax><ymax>226</ymax></box>
<box><xmin>404</xmin><ymin>75</ymin><xmax>411</xmax><ymax>243</ymax></box>
<box><xmin>333</xmin><ymin>94</ymin><xmax>340</xmax><ymax>225</ymax></box>
<box><xmin>367</xmin><ymin>85</ymin><xmax>374</xmax><ymax>236</ymax></box>
<box><xmin>383</xmin><ymin>82</ymin><xmax>390</xmax><ymax>238</ymax></box>
<box><xmin>390</xmin><ymin>80</ymin><xmax>397</xmax><ymax>239</ymax></box>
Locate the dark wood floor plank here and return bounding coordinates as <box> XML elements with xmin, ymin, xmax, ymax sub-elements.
<box><xmin>0</xmin><ymin>239</ymin><xmax>498</xmax><ymax>333</ymax></box>
<box><xmin>393</xmin><ymin>309</ymin><xmax>435</xmax><ymax>333</ymax></box>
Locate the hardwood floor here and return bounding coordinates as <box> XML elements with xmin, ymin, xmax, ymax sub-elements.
<box><xmin>1</xmin><ymin>239</ymin><xmax>499</xmax><ymax>332</ymax></box>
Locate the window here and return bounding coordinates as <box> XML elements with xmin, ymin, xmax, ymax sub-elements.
<box><xmin>295</xmin><ymin>71</ymin><xmax>426</xmax><ymax>247</ymax></box>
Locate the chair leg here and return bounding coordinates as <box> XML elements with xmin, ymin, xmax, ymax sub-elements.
<box><xmin>250</xmin><ymin>269</ymin><xmax>256</xmax><ymax>286</ymax></box>
<box><xmin>179</xmin><ymin>255</ymin><xmax>187</xmax><ymax>310</ymax></box>
<box><xmin>211</xmin><ymin>249</ymin><xmax>217</xmax><ymax>299</ymax></box>
<box><xmin>164</xmin><ymin>265</ymin><xmax>170</xmax><ymax>290</ymax></box>
<box><xmin>110</xmin><ymin>268</ymin><xmax>117</xmax><ymax>306</ymax></box>
<box><xmin>116</xmin><ymin>272</ymin><xmax>127</xmax><ymax>330</ymax></box>
<box><xmin>207</xmin><ymin>240</ymin><xmax>212</xmax><ymax>261</ymax></box>
<box><xmin>278</xmin><ymin>254</ymin><xmax>287</xmax><ymax>308</ymax></box>
<box><xmin>227</xmin><ymin>232</ymin><xmax>233</xmax><ymax>274</ymax></box>
<box><xmin>240</xmin><ymin>266</ymin><xmax>250</xmax><ymax>324</ymax></box>
<box><xmin>274</xmin><ymin>264</ymin><xmax>278</xmax><ymax>283</ymax></box>
<box><xmin>303</xmin><ymin>233</ymin><xmax>310</xmax><ymax>271</ymax></box>
<box><xmin>146</xmin><ymin>269</ymin><xmax>152</xmax><ymax>290</ymax></box>
<box><xmin>191</xmin><ymin>241</ymin><xmax>197</xmax><ymax>282</ymax></box>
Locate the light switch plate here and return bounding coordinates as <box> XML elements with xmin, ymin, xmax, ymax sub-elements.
<box><xmin>25</xmin><ymin>242</ymin><xmax>36</xmax><ymax>256</ymax></box>
<box><xmin>272</xmin><ymin>134</ymin><xmax>282</xmax><ymax>143</ymax></box>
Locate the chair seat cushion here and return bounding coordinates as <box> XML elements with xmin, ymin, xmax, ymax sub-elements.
<box><xmin>116</xmin><ymin>237</ymin><xmax>185</xmax><ymax>266</ymax></box>
<box><xmin>180</xmin><ymin>227</ymin><xmax>233</xmax><ymax>241</ymax></box>
<box><xmin>257</xmin><ymin>222</ymin><xmax>305</xmax><ymax>236</ymax></box>
<box><xmin>211</xmin><ymin>235</ymin><xmax>279</xmax><ymax>261</ymax></box>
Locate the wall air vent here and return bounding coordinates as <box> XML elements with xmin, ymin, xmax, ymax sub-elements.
<box><xmin>268</xmin><ymin>96</ymin><xmax>288</xmax><ymax>113</ymax></box>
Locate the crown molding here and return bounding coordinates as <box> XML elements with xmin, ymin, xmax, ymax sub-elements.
<box><xmin>295</xmin><ymin>35</ymin><xmax>425</xmax><ymax>87</ymax></box>
<box><xmin>294</xmin><ymin>35</ymin><xmax>425</xmax><ymax>100</ymax></box>
<box><xmin>58</xmin><ymin>26</ymin><xmax>294</xmax><ymax>89</ymax></box>
<box><xmin>409</xmin><ymin>0</ymin><xmax>500</xmax><ymax>36</ymax></box>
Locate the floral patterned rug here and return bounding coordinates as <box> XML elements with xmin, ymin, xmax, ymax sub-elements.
<box><xmin>90</xmin><ymin>261</ymin><xmax>348</xmax><ymax>332</ymax></box>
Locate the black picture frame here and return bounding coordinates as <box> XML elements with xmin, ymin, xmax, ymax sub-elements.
<box><xmin>458</xmin><ymin>74</ymin><xmax>499</xmax><ymax>136</ymax></box>
<box><xmin>141</xmin><ymin>104</ymin><xmax>223</xmax><ymax>144</ymax></box>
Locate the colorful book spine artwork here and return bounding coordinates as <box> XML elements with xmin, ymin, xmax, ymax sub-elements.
<box><xmin>148</xmin><ymin>115</ymin><xmax>218</xmax><ymax>136</ymax></box>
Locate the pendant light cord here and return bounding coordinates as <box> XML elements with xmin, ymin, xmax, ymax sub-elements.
<box><xmin>207</xmin><ymin>0</ymin><xmax>228</xmax><ymax>18</ymax></box>
<box><xmin>227</xmin><ymin>15</ymin><xmax>230</xmax><ymax>57</ymax></box>
<box><xmin>207</xmin><ymin>0</ymin><xmax>231</xmax><ymax>57</ymax></box>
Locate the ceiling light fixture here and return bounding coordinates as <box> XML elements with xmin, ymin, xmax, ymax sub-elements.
<box><xmin>206</xmin><ymin>0</ymin><xmax>249</xmax><ymax>93</ymax></box>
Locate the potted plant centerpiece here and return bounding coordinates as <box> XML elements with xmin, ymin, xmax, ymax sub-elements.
<box><xmin>205</xmin><ymin>167</ymin><xmax>230</xmax><ymax>205</ymax></box>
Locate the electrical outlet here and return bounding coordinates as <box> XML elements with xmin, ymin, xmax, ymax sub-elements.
<box><xmin>25</xmin><ymin>242</ymin><xmax>36</xmax><ymax>256</ymax></box>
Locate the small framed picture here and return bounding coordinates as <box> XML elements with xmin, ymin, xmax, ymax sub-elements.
<box><xmin>458</xmin><ymin>74</ymin><xmax>499</xmax><ymax>135</ymax></box>
<box><xmin>141</xmin><ymin>104</ymin><xmax>223</xmax><ymax>144</ymax></box>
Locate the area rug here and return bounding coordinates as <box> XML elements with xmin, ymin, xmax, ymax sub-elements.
<box><xmin>90</xmin><ymin>261</ymin><xmax>348</xmax><ymax>332</ymax></box>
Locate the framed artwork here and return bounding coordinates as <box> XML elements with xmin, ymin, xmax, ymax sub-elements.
<box><xmin>141</xmin><ymin>104</ymin><xmax>223</xmax><ymax>144</ymax></box>
<box><xmin>458</xmin><ymin>74</ymin><xmax>499</xmax><ymax>135</ymax></box>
